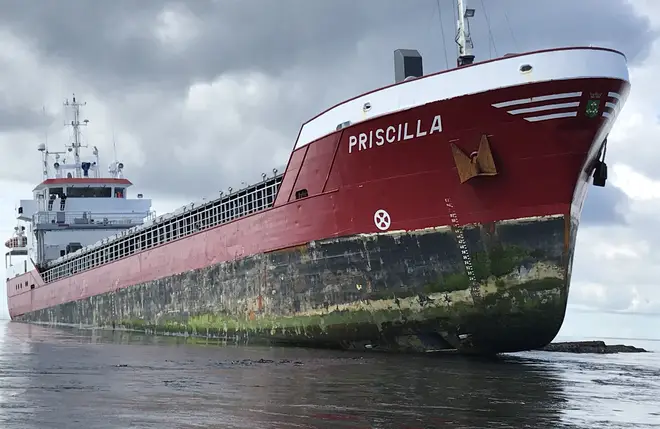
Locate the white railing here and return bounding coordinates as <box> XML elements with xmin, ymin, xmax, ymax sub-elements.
<box><xmin>33</xmin><ymin>210</ymin><xmax>156</xmax><ymax>227</ymax></box>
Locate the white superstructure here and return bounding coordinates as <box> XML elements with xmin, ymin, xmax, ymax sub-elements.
<box><xmin>5</xmin><ymin>95</ymin><xmax>153</xmax><ymax>280</ymax></box>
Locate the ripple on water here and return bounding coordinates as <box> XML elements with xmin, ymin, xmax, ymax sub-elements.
<box><xmin>0</xmin><ymin>322</ymin><xmax>658</xmax><ymax>428</ymax></box>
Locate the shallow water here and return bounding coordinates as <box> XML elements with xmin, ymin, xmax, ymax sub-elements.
<box><xmin>0</xmin><ymin>321</ymin><xmax>657</xmax><ymax>428</ymax></box>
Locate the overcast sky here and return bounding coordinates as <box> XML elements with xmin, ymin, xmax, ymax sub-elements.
<box><xmin>0</xmin><ymin>0</ymin><xmax>659</xmax><ymax>339</ymax></box>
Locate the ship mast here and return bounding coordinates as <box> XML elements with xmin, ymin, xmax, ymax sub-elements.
<box><xmin>456</xmin><ymin>0</ymin><xmax>475</xmax><ymax>67</ymax></box>
<box><xmin>63</xmin><ymin>94</ymin><xmax>88</xmax><ymax>178</ymax></box>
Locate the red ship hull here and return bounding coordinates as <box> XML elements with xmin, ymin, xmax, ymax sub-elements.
<box><xmin>7</xmin><ymin>48</ymin><xmax>630</xmax><ymax>354</ymax></box>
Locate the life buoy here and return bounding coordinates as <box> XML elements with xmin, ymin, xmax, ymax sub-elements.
<box><xmin>4</xmin><ymin>236</ymin><xmax>27</xmax><ymax>248</ymax></box>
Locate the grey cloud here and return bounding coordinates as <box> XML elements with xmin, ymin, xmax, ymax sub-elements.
<box><xmin>568</xmin><ymin>289</ymin><xmax>660</xmax><ymax>315</ymax></box>
<box><xmin>607</xmin><ymin>116</ymin><xmax>660</xmax><ymax>182</ymax></box>
<box><xmin>0</xmin><ymin>0</ymin><xmax>425</xmax><ymax>91</ymax></box>
<box><xmin>0</xmin><ymin>105</ymin><xmax>51</xmax><ymax>133</ymax></box>
<box><xmin>581</xmin><ymin>185</ymin><xmax>629</xmax><ymax>226</ymax></box>
<box><xmin>568</xmin><ymin>217</ymin><xmax>660</xmax><ymax>313</ymax></box>
<box><xmin>0</xmin><ymin>0</ymin><xmax>654</xmax><ymax>200</ymax></box>
<box><xmin>471</xmin><ymin>0</ymin><xmax>655</xmax><ymax>66</ymax></box>
<box><xmin>1</xmin><ymin>0</ymin><xmax>651</xmax><ymax>87</ymax></box>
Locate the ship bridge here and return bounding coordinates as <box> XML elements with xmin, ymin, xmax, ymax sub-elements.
<box><xmin>21</xmin><ymin>177</ymin><xmax>149</xmax><ymax>230</ymax></box>
<box><xmin>8</xmin><ymin>94</ymin><xmax>154</xmax><ymax>274</ymax></box>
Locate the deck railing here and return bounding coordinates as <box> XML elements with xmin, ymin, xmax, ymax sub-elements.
<box><xmin>41</xmin><ymin>174</ymin><xmax>284</xmax><ymax>283</ymax></box>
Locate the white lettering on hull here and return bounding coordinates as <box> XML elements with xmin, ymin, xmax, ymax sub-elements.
<box><xmin>347</xmin><ymin>115</ymin><xmax>443</xmax><ymax>153</ymax></box>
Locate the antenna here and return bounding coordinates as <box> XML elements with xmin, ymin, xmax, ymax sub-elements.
<box><xmin>39</xmin><ymin>105</ymin><xmax>49</xmax><ymax>180</ymax></box>
<box><xmin>107</xmin><ymin>126</ymin><xmax>124</xmax><ymax>179</ymax></box>
<box><xmin>92</xmin><ymin>145</ymin><xmax>100</xmax><ymax>178</ymax></box>
<box><xmin>456</xmin><ymin>0</ymin><xmax>476</xmax><ymax>67</ymax></box>
<box><xmin>111</xmin><ymin>126</ymin><xmax>118</xmax><ymax>164</ymax></box>
<box><xmin>63</xmin><ymin>94</ymin><xmax>89</xmax><ymax>178</ymax></box>
<box><xmin>42</xmin><ymin>105</ymin><xmax>48</xmax><ymax>148</ymax></box>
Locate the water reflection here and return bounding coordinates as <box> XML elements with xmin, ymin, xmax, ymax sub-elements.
<box><xmin>0</xmin><ymin>321</ymin><xmax>580</xmax><ymax>428</ymax></box>
<box><xmin>0</xmin><ymin>322</ymin><xmax>37</xmax><ymax>428</ymax></box>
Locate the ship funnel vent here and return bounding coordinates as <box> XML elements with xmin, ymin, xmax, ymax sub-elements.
<box><xmin>394</xmin><ymin>49</ymin><xmax>423</xmax><ymax>84</ymax></box>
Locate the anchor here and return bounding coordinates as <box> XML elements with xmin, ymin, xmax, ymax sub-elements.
<box><xmin>451</xmin><ymin>134</ymin><xmax>498</xmax><ymax>184</ymax></box>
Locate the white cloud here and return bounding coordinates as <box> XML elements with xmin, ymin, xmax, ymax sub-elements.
<box><xmin>174</xmin><ymin>71</ymin><xmax>299</xmax><ymax>183</ymax></box>
<box><xmin>153</xmin><ymin>3</ymin><xmax>201</xmax><ymax>51</ymax></box>
<box><xmin>567</xmin><ymin>3</ymin><xmax>660</xmax><ymax>320</ymax></box>
<box><xmin>557</xmin><ymin>310</ymin><xmax>660</xmax><ymax>345</ymax></box>
<box><xmin>611</xmin><ymin>164</ymin><xmax>660</xmax><ymax>201</ymax></box>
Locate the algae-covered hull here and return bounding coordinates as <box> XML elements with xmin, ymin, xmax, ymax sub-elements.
<box><xmin>17</xmin><ymin>214</ymin><xmax>573</xmax><ymax>355</ymax></box>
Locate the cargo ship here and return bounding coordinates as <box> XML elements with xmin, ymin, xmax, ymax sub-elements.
<box><xmin>5</xmin><ymin>1</ymin><xmax>630</xmax><ymax>354</ymax></box>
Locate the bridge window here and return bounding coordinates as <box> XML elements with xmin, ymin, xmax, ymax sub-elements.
<box><xmin>49</xmin><ymin>187</ymin><xmax>64</xmax><ymax>197</ymax></box>
<box><xmin>66</xmin><ymin>187</ymin><xmax>112</xmax><ymax>198</ymax></box>
<box><xmin>114</xmin><ymin>187</ymin><xmax>125</xmax><ymax>198</ymax></box>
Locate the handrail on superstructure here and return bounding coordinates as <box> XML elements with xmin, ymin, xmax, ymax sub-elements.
<box><xmin>33</xmin><ymin>210</ymin><xmax>154</xmax><ymax>227</ymax></box>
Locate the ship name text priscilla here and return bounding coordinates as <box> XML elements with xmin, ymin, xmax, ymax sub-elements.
<box><xmin>347</xmin><ymin>115</ymin><xmax>443</xmax><ymax>153</ymax></box>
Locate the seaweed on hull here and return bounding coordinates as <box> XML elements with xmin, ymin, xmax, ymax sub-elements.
<box><xmin>539</xmin><ymin>341</ymin><xmax>648</xmax><ymax>354</ymax></box>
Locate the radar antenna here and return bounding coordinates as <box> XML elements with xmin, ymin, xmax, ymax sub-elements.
<box><xmin>63</xmin><ymin>94</ymin><xmax>89</xmax><ymax>178</ymax></box>
<box><xmin>39</xmin><ymin>105</ymin><xmax>49</xmax><ymax>180</ymax></box>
